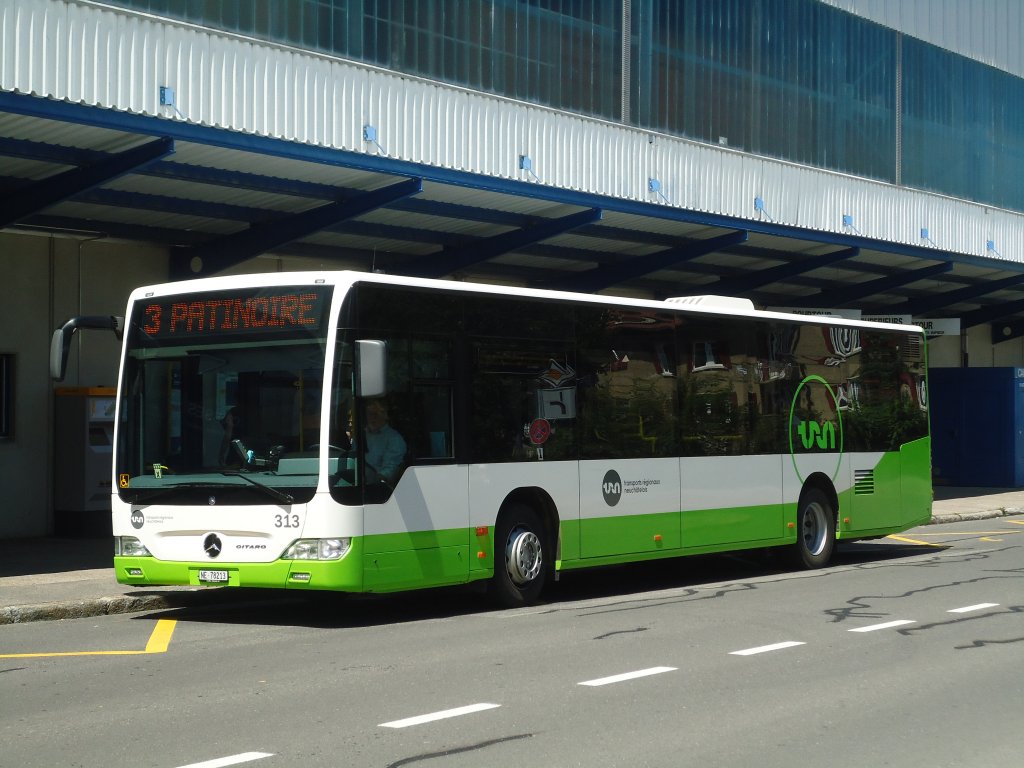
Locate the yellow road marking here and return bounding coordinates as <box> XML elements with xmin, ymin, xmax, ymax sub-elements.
<box><xmin>886</xmin><ymin>535</ymin><xmax>945</xmax><ymax>547</ymax></box>
<box><xmin>0</xmin><ymin>619</ymin><xmax>177</xmax><ymax>660</ymax></box>
<box><xmin>1008</xmin><ymin>520</ymin><xmax>1024</xmax><ymax>526</ymax></box>
<box><xmin>980</xmin><ymin>537</ymin><xmax>1003</xmax><ymax>542</ymax></box>
<box><xmin>144</xmin><ymin>618</ymin><xmax>177</xmax><ymax>653</ymax></box>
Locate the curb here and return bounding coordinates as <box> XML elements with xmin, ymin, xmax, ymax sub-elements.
<box><xmin>0</xmin><ymin>588</ymin><xmax>294</xmax><ymax>626</ymax></box>
<box><xmin>929</xmin><ymin>508</ymin><xmax>1023</xmax><ymax>525</ymax></box>
<box><xmin>0</xmin><ymin>593</ymin><xmax>184</xmax><ymax>625</ymax></box>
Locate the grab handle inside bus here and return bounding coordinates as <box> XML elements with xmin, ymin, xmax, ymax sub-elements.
<box><xmin>355</xmin><ymin>339</ymin><xmax>387</xmax><ymax>398</ymax></box>
<box><xmin>50</xmin><ymin>315</ymin><xmax>124</xmax><ymax>381</ymax></box>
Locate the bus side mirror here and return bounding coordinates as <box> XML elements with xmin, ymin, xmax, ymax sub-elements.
<box><xmin>50</xmin><ymin>315</ymin><xmax>124</xmax><ymax>381</ymax></box>
<box><xmin>355</xmin><ymin>339</ymin><xmax>387</xmax><ymax>398</ymax></box>
<box><xmin>50</xmin><ymin>327</ymin><xmax>72</xmax><ymax>381</ymax></box>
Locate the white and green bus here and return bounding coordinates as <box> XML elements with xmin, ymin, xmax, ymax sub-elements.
<box><xmin>52</xmin><ymin>271</ymin><xmax>932</xmax><ymax>606</ymax></box>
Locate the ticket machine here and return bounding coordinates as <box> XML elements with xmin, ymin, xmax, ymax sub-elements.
<box><xmin>54</xmin><ymin>387</ymin><xmax>116</xmax><ymax>535</ymax></box>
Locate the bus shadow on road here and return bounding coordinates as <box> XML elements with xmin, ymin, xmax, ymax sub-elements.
<box><xmin>128</xmin><ymin>538</ymin><xmax>945</xmax><ymax>630</ymax></box>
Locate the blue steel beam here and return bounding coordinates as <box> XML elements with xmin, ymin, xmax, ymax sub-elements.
<box><xmin>19</xmin><ymin>214</ymin><xmax>209</xmax><ymax>245</ymax></box>
<box><xmin>897</xmin><ymin>274</ymin><xmax>1024</xmax><ymax>315</ymax></box>
<box><xmin>541</xmin><ymin>229</ymin><xmax>749</xmax><ymax>293</ymax></box>
<box><xmin>396</xmin><ymin>198</ymin><xmax>535</xmax><ymax>229</ymax></box>
<box><xmin>144</xmin><ymin>160</ymin><xmax>340</xmax><ymax>200</ymax></box>
<box><xmin>0</xmin><ymin>138</ymin><xmax>529</xmax><ymax>231</ymax></box>
<box><xmin>184</xmin><ymin>177</ymin><xmax>423</xmax><ymax>276</ymax></box>
<box><xmin>0</xmin><ymin>146</ymin><xmax>522</xmax><ymax>248</ymax></box>
<box><xmin>405</xmin><ymin>208</ymin><xmax>603</xmax><ymax>279</ymax></box>
<box><xmin>0</xmin><ymin>137</ymin><xmax>366</xmax><ymax>205</ymax></box>
<box><xmin>0</xmin><ymin>138</ymin><xmax>543</xmax><ymax>231</ymax></box>
<box><xmin>712</xmin><ymin>247</ymin><xmax>860</xmax><ymax>295</ymax></box>
<box><xmin>0</xmin><ymin>136</ymin><xmax>102</xmax><ymax>166</ymax></box>
<box><xmin>784</xmin><ymin>262</ymin><xmax>953</xmax><ymax>308</ymax></box>
<box><xmin>331</xmin><ymin>219</ymin><xmax>455</xmax><ymax>246</ymax></box>
<box><xmin>0</xmin><ymin>136</ymin><xmax>174</xmax><ymax>227</ymax></box>
<box><xmin>78</xmin><ymin>187</ymin><xmax>272</xmax><ymax>221</ymax></box>
<box><xmin>963</xmin><ymin>297</ymin><xmax>1024</xmax><ymax>329</ymax></box>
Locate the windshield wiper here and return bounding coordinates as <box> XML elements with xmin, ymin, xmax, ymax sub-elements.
<box><xmin>220</xmin><ymin>472</ymin><xmax>295</xmax><ymax>505</ymax></box>
<box><xmin>123</xmin><ymin>481</ymin><xmax>229</xmax><ymax>505</ymax></box>
<box><xmin>125</xmin><ymin>477</ymin><xmax>294</xmax><ymax>506</ymax></box>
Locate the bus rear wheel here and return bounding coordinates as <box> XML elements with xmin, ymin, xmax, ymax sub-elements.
<box><xmin>792</xmin><ymin>487</ymin><xmax>836</xmax><ymax>569</ymax></box>
<box><xmin>491</xmin><ymin>504</ymin><xmax>550</xmax><ymax>607</ymax></box>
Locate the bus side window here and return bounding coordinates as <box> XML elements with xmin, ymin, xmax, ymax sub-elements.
<box><xmin>578</xmin><ymin>306</ymin><xmax>677</xmax><ymax>460</ymax></box>
<box><xmin>413</xmin><ymin>385</ymin><xmax>453</xmax><ymax>459</ymax></box>
<box><xmin>384</xmin><ymin>337</ymin><xmax>454</xmax><ymax>464</ymax></box>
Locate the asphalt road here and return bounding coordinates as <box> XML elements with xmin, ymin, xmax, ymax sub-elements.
<box><xmin>2</xmin><ymin>515</ymin><xmax>1022</xmax><ymax>768</ymax></box>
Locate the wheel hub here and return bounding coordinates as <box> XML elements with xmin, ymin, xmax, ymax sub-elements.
<box><xmin>802</xmin><ymin>501</ymin><xmax>828</xmax><ymax>556</ymax></box>
<box><xmin>505</xmin><ymin>526</ymin><xmax>542</xmax><ymax>585</ymax></box>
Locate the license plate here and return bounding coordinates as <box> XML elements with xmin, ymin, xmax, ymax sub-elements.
<box><xmin>198</xmin><ymin>569</ymin><xmax>229</xmax><ymax>583</ymax></box>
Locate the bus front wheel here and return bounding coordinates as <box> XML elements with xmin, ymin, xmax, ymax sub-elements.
<box><xmin>491</xmin><ymin>504</ymin><xmax>550</xmax><ymax>607</ymax></box>
<box><xmin>792</xmin><ymin>487</ymin><xmax>836</xmax><ymax>569</ymax></box>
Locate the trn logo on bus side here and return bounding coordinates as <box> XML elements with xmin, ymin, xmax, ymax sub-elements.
<box><xmin>788</xmin><ymin>374</ymin><xmax>844</xmax><ymax>483</ymax></box>
<box><xmin>797</xmin><ymin>420</ymin><xmax>837</xmax><ymax>450</ymax></box>
<box><xmin>602</xmin><ymin>470</ymin><xmax>622</xmax><ymax>507</ymax></box>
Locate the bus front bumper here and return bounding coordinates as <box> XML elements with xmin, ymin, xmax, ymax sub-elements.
<box><xmin>114</xmin><ymin>554</ymin><xmax>364</xmax><ymax>591</ymax></box>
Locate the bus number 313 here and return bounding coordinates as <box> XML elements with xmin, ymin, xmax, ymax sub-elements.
<box><xmin>275</xmin><ymin>514</ymin><xmax>300</xmax><ymax>528</ymax></box>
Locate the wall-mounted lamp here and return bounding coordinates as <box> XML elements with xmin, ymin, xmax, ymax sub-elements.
<box><xmin>754</xmin><ymin>196</ymin><xmax>774</xmax><ymax>222</ymax></box>
<box><xmin>519</xmin><ymin>155</ymin><xmax>540</xmax><ymax>182</ymax></box>
<box><xmin>987</xmin><ymin>239</ymin><xmax>1002</xmax><ymax>258</ymax></box>
<box><xmin>363</xmin><ymin>124</ymin><xmax>388</xmax><ymax>155</ymax></box>
<box><xmin>159</xmin><ymin>85</ymin><xmax>186</xmax><ymax>119</ymax></box>
<box><xmin>648</xmin><ymin>178</ymin><xmax>670</xmax><ymax>204</ymax></box>
<box><xmin>842</xmin><ymin>214</ymin><xmax>862</xmax><ymax>235</ymax></box>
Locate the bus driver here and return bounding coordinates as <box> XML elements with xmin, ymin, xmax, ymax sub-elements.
<box><xmin>362</xmin><ymin>399</ymin><xmax>406</xmax><ymax>484</ymax></box>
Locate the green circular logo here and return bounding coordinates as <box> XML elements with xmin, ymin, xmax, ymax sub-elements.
<box><xmin>788</xmin><ymin>375</ymin><xmax>844</xmax><ymax>484</ymax></box>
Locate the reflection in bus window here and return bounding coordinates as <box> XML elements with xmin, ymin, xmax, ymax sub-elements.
<box><xmin>578</xmin><ymin>307</ymin><xmax>677</xmax><ymax>459</ymax></box>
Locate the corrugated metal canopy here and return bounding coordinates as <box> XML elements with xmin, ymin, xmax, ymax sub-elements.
<box><xmin>4</xmin><ymin>92</ymin><xmax>1024</xmax><ymax>341</ymax></box>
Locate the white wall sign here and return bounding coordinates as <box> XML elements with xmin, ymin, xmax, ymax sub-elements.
<box><xmin>911</xmin><ymin>318</ymin><xmax>960</xmax><ymax>338</ymax></box>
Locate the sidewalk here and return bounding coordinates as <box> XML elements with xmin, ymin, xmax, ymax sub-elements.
<box><xmin>2</xmin><ymin>488</ymin><xmax>1023</xmax><ymax>625</ymax></box>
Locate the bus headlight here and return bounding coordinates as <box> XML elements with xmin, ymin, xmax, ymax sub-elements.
<box><xmin>115</xmin><ymin>537</ymin><xmax>152</xmax><ymax>557</ymax></box>
<box><xmin>282</xmin><ymin>538</ymin><xmax>351</xmax><ymax>561</ymax></box>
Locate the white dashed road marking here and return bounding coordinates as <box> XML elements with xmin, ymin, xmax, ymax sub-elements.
<box><xmin>848</xmin><ymin>620</ymin><xmax>916</xmax><ymax>633</ymax></box>
<box><xmin>176</xmin><ymin>753</ymin><xmax>273</xmax><ymax>768</ymax></box>
<box><xmin>729</xmin><ymin>641</ymin><xmax>805</xmax><ymax>656</ymax></box>
<box><xmin>578</xmin><ymin>666</ymin><xmax>678</xmax><ymax>687</ymax></box>
<box><xmin>379</xmin><ymin>703</ymin><xmax>501</xmax><ymax>729</ymax></box>
<box><xmin>948</xmin><ymin>603</ymin><xmax>999</xmax><ymax>613</ymax></box>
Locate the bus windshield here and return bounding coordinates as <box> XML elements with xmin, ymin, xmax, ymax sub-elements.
<box><xmin>115</xmin><ymin>285</ymin><xmax>333</xmax><ymax>505</ymax></box>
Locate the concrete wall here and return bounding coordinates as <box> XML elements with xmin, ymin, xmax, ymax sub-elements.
<box><xmin>927</xmin><ymin>333</ymin><xmax>962</xmax><ymax>368</ymax></box>
<box><xmin>0</xmin><ymin>235</ymin><xmax>53</xmax><ymax>538</ymax></box>
<box><xmin>0</xmin><ymin>231</ymin><xmax>168</xmax><ymax>539</ymax></box>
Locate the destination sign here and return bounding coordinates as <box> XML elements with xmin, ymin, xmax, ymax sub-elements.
<box><xmin>134</xmin><ymin>286</ymin><xmax>331</xmax><ymax>342</ymax></box>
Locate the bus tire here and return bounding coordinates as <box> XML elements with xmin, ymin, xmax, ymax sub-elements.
<box><xmin>792</xmin><ymin>487</ymin><xmax>836</xmax><ymax>569</ymax></box>
<box><xmin>491</xmin><ymin>503</ymin><xmax>550</xmax><ymax>608</ymax></box>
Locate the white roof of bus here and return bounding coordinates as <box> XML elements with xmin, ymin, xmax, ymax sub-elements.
<box><xmin>129</xmin><ymin>269</ymin><xmax>925</xmax><ymax>335</ymax></box>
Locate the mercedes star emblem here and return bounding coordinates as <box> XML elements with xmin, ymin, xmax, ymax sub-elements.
<box><xmin>203</xmin><ymin>533</ymin><xmax>223</xmax><ymax>559</ymax></box>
